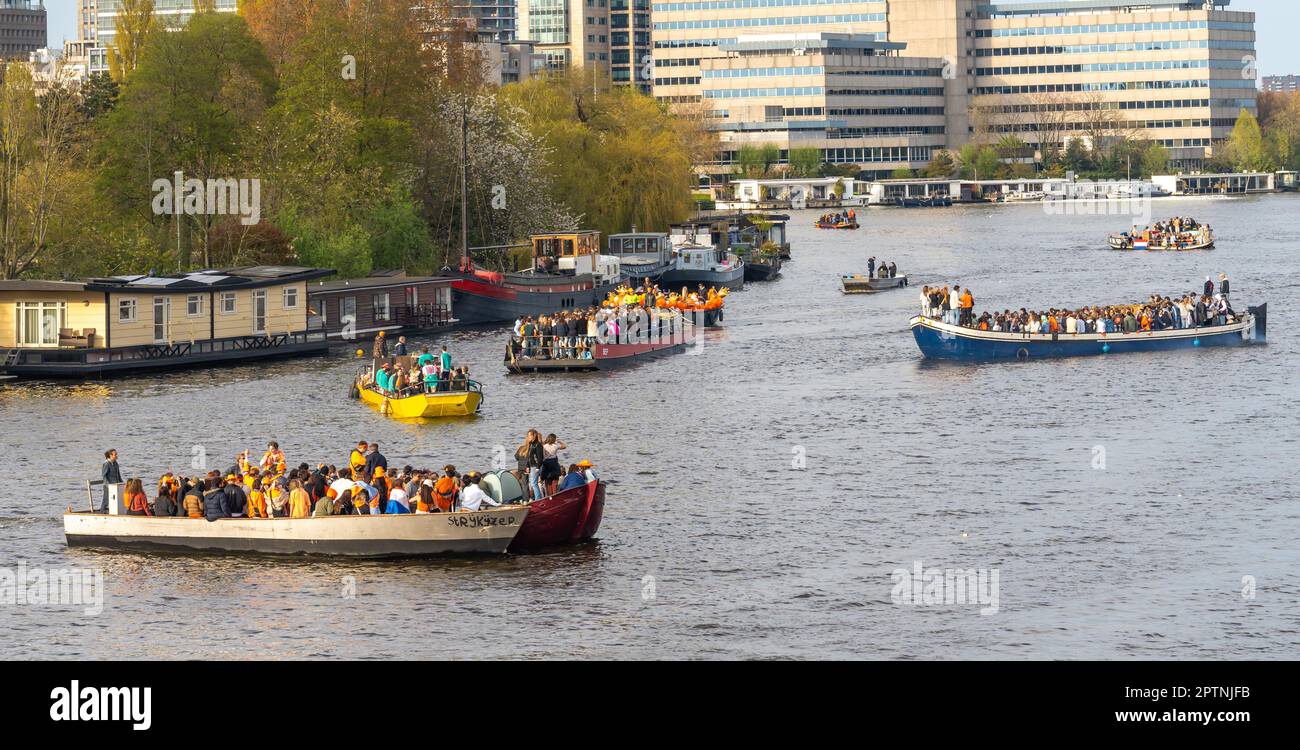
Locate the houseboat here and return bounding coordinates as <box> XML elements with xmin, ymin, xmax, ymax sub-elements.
<box><xmin>607</xmin><ymin>230</ymin><xmax>675</xmax><ymax>284</ymax></box>
<box><xmin>660</xmin><ymin>244</ymin><xmax>744</xmax><ymax>290</ymax></box>
<box><xmin>308</xmin><ymin>272</ymin><xmax>454</xmax><ymax>341</ymax></box>
<box><xmin>449</xmin><ymin>231</ymin><xmax>621</xmax><ymax>325</ymax></box>
<box><xmin>1</xmin><ymin>266</ymin><xmax>333</xmax><ymax>379</ymax></box>
<box><xmin>670</xmin><ymin>212</ymin><xmax>791</xmax><ymax>260</ymax></box>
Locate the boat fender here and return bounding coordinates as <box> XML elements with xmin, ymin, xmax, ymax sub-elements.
<box><xmin>380</xmin><ymin>397</ymin><xmax>391</xmax><ymax>416</ymax></box>
<box><xmin>1016</xmin><ymin>348</ymin><xmax>1029</xmax><ymax>361</ymax></box>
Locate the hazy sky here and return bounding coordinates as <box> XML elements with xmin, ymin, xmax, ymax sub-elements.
<box><xmin>41</xmin><ymin>0</ymin><xmax>1300</xmax><ymax>76</ymax></box>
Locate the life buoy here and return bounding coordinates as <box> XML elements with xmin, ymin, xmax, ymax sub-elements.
<box><xmin>1016</xmin><ymin>348</ymin><xmax>1029</xmax><ymax>361</ymax></box>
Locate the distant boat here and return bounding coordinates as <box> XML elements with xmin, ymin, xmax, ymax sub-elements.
<box><xmin>842</xmin><ymin>274</ymin><xmax>908</xmax><ymax>294</ymax></box>
<box><xmin>607</xmin><ymin>230</ymin><xmax>675</xmax><ymax>284</ymax></box>
<box><xmin>815</xmin><ymin>219</ymin><xmax>859</xmax><ymax>229</ymax></box>
<box><xmin>660</xmin><ymin>243</ymin><xmax>745</xmax><ymax>290</ymax></box>
<box><xmin>1108</xmin><ymin>230</ymin><xmax>1214</xmax><ymax>251</ymax></box>
<box><xmin>894</xmin><ymin>196</ymin><xmax>952</xmax><ymax>208</ymax></box>
<box><xmin>910</xmin><ymin>306</ymin><xmax>1266</xmax><ymax>361</ymax></box>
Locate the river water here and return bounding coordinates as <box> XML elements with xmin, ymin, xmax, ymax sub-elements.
<box><xmin>1</xmin><ymin>195</ymin><xmax>1297</xmax><ymax>660</ymax></box>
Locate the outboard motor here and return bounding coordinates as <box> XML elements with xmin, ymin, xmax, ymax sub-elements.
<box><xmin>1248</xmin><ymin>303</ymin><xmax>1267</xmax><ymax>341</ymax></box>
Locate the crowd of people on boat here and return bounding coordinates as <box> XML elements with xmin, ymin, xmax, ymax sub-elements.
<box><xmin>867</xmin><ymin>257</ymin><xmax>899</xmax><ymax>279</ymax></box>
<box><xmin>1114</xmin><ymin>217</ymin><xmax>1212</xmax><ymax>249</ymax></box>
<box><xmin>817</xmin><ymin>209</ymin><xmax>857</xmax><ymax>227</ymax></box>
<box><xmin>358</xmin><ymin>344</ymin><xmax>472</xmax><ymax>397</ymax></box>
<box><xmin>506</xmin><ymin>281</ymin><xmax>714</xmax><ymax>360</ymax></box>
<box><xmin>920</xmin><ymin>275</ymin><xmax>1239</xmax><ymax>334</ymax></box>
<box><xmin>100</xmin><ymin>434</ymin><xmax>599</xmax><ymax>520</ymax></box>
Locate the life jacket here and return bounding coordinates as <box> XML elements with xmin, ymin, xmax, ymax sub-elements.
<box><xmin>434</xmin><ymin>477</ymin><xmax>457</xmax><ymax>512</ymax></box>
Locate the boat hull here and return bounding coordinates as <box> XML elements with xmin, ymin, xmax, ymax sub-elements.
<box><xmin>63</xmin><ymin>507</ymin><xmax>528</xmax><ymax>557</ymax></box>
<box><xmin>910</xmin><ymin>310</ymin><xmax>1264</xmax><ymax>362</ymax></box>
<box><xmin>815</xmin><ymin>222</ymin><xmax>859</xmax><ymax>229</ymax></box>
<box><xmin>509</xmin><ymin>481</ymin><xmax>606</xmax><ymax>552</ymax></box>
<box><xmin>842</xmin><ymin>274</ymin><xmax>908</xmax><ymax>293</ymax></box>
<box><xmin>744</xmin><ymin>258</ymin><xmax>782</xmax><ymax>281</ymax></box>
<box><xmin>507</xmin><ymin>339</ymin><xmax>687</xmax><ymax>373</ymax></box>
<box><xmin>659</xmin><ymin>264</ymin><xmax>745</xmax><ymax>290</ymax></box>
<box><xmin>452</xmin><ymin>276</ymin><xmax>618</xmax><ymax>325</ymax></box>
<box><xmin>357</xmin><ymin>386</ymin><xmax>481</xmax><ymax>417</ymax></box>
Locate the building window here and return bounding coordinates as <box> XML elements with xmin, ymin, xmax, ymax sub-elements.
<box><xmin>283</xmin><ymin>287</ymin><xmax>299</xmax><ymax>309</ymax></box>
<box><xmin>118</xmin><ymin>299</ymin><xmax>137</xmax><ymax>323</ymax></box>
<box><xmin>187</xmin><ymin>294</ymin><xmax>203</xmax><ymax>317</ymax></box>
<box><xmin>220</xmin><ymin>292</ymin><xmax>236</xmax><ymax>314</ymax></box>
<box><xmin>373</xmin><ymin>293</ymin><xmax>391</xmax><ymax>322</ymax></box>
<box><xmin>16</xmin><ymin>301</ymin><xmax>66</xmax><ymax>347</ymax></box>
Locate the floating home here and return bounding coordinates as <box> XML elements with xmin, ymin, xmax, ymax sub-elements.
<box><xmin>307</xmin><ymin>272</ymin><xmax>455</xmax><ymax>341</ymax></box>
<box><xmin>669</xmin><ymin>212</ymin><xmax>790</xmax><ymax>256</ymax></box>
<box><xmin>0</xmin><ymin>266</ymin><xmax>333</xmax><ymax>378</ymax></box>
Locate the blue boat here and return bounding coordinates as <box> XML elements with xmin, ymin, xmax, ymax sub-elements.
<box><xmin>910</xmin><ymin>304</ymin><xmax>1266</xmax><ymax>361</ymax></box>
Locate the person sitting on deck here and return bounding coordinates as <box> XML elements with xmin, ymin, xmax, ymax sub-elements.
<box><xmin>123</xmin><ymin>478</ymin><xmax>151</xmax><ymax>516</ymax></box>
<box><xmin>558</xmin><ymin>464</ymin><xmax>586</xmax><ymax>492</ymax></box>
<box><xmin>155</xmin><ymin>474</ymin><xmax>179</xmax><ymax>517</ymax></box>
<box><xmin>182</xmin><ymin>479</ymin><xmax>205</xmax><ymax>519</ymax></box>
<box><xmin>386</xmin><ymin>486</ymin><xmax>411</xmax><ymax>514</ymax></box>
<box><xmin>451</xmin><ymin>367</ymin><xmax>469</xmax><ymax>391</ymax></box>
<box><xmin>458</xmin><ymin>472</ymin><xmax>501</xmax><ymax>511</ymax></box>
<box><xmin>578</xmin><ymin>459</ymin><xmax>598</xmax><ymax>484</ymax></box>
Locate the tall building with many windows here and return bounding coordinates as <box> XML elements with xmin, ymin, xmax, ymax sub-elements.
<box><xmin>516</xmin><ymin>0</ymin><xmax>650</xmax><ymax>90</ymax></box>
<box><xmin>658</xmin><ymin>0</ymin><xmax>1257</xmax><ymax>173</ymax></box>
<box><xmin>0</xmin><ymin>0</ymin><xmax>46</xmax><ymax>60</ymax></box>
<box><xmin>92</xmin><ymin>0</ymin><xmax>238</xmax><ymax>73</ymax></box>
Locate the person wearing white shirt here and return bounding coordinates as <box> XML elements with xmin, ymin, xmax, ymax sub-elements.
<box><xmin>577</xmin><ymin>459</ymin><xmax>598</xmax><ymax>484</ymax></box>
<box><xmin>458</xmin><ymin>473</ymin><xmax>501</xmax><ymax>512</ymax></box>
<box><xmin>1065</xmin><ymin>315</ymin><xmax>1076</xmax><ymax>334</ymax></box>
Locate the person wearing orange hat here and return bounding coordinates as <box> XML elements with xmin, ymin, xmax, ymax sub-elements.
<box><xmin>577</xmin><ymin>459</ymin><xmax>598</xmax><ymax>484</ymax></box>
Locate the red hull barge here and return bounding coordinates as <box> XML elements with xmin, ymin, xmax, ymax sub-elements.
<box><xmin>505</xmin><ymin>338</ymin><xmax>687</xmax><ymax>372</ymax></box>
<box><xmin>509</xmin><ymin>481</ymin><xmax>606</xmax><ymax>552</ymax></box>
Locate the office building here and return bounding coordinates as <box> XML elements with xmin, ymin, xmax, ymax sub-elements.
<box><xmin>0</xmin><ymin>0</ymin><xmax>46</xmax><ymax>60</ymax></box>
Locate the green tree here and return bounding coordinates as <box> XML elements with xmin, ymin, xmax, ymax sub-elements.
<box><xmin>787</xmin><ymin>146</ymin><xmax>821</xmax><ymax>177</ymax></box>
<box><xmin>97</xmin><ymin>11</ymin><xmax>277</xmax><ymax>268</ymax></box>
<box><xmin>1226</xmin><ymin>108</ymin><xmax>1272</xmax><ymax>172</ymax></box>
<box><xmin>890</xmin><ymin>167</ymin><xmax>916</xmax><ymax>179</ymax></box>
<box><xmin>920</xmin><ymin>150</ymin><xmax>956</xmax><ymax>178</ymax></box>
<box><xmin>107</xmin><ymin>0</ymin><xmax>158</xmax><ymax>82</ymax></box>
<box><xmin>735</xmin><ymin>144</ymin><xmax>767</xmax><ymax>179</ymax></box>
<box><xmin>77</xmin><ymin>72</ymin><xmax>120</xmax><ymax>121</ymax></box>
<box><xmin>1140</xmin><ymin>142</ymin><xmax>1170</xmax><ymax>178</ymax></box>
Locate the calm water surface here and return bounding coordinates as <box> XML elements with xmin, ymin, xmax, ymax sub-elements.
<box><xmin>2</xmin><ymin>195</ymin><xmax>1297</xmax><ymax>659</ymax></box>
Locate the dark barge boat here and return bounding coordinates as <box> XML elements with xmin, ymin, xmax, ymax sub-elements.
<box><xmin>842</xmin><ymin>274</ymin><xmax>908</xmax><ymax>293</ymax></box>
<box><xmin>448</xmin><ymin>231</ymin><xmax>621</xmax><ymax>325</ymax></box>
<box><xmin>910</xmin><ymin>304</ymin><xmax>1266</xmax><ymax>361</ymax></box>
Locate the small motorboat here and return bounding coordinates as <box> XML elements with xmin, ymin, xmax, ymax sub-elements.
<box><xmin>355</xmin><ymin>382</ymin><xmax>483</xmax><ymax>417</ymax></box>
<box><xmin>842</xmin><ymin>274</ymin><xmax>908</xmax><ymax>294</ymax></box>
<box><xmin>1108</xmin><ymin>232</ymin><xmax>1215</xmax><ymax>251</ymax></box>
<box><xmin>815</xmin><ymin>220</ymin><xmax>859</xmax><ymax>229</ymax></box>
<box><xmin>894</xmin><ymin>196</ymin><xmax>952</xmax><ymax>208</ymax></box>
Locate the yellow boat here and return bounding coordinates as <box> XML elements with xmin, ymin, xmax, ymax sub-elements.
<box><xmin>357</xmin><ymin>383</ymin><xmax>483</xmax><ymax>418</ymax></box>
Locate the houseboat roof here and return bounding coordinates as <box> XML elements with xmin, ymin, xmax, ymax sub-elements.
<box><xmin>39</xmin><ymin>266</ymin><xmax>336</xmax><ymax>293</ymax></box>
<box><xmin>0</xmin><ymin>280</ymin><xmax>89</xmax><ymax>292</ymax></box>
<box><xmin>310</xmin><ymin>275</ymin><xmax>455</xmax><ymax>293</ymax></box>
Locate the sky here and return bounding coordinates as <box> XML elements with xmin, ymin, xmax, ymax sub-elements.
<box><xmin>40</xmin><ymin>0</ymin><xmax>1300</xmax><ymax>76</ymax></box>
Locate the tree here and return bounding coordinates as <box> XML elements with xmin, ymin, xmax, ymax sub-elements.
<box><xmin>1063</xmin><ymin>138</ymin><xmax>1093</xmax><ymax>173</ymax></box>
<box><xmin>1140</xmin><ymin>142</ymin><xmax>1170</xmax><ymax>178</ymax></box>
<box><xmin>1024</xmin><ymin>91</ymin><xmax>1071</xmax><ymax>164</ymax></box>
<box><xmin>77</xmin><ymin>72</ymin><xmax>120</xmax><ymax>121</ymax></box>
<box><xmin>107</xmin><ymin>0</ymin><xmax>158</xmax><ymax>82</ymax></box>
<box><xmin>890</xmin><ymin>167</ymin><xmax>916</xmax><ymax>179</ymax></box>
<box><xmin>0</xmin><ymin>67</ymin><xmax>85</xmax><ymax>278</ymax></box>
<box><xmin>1225</xmin><ymin>108</ymin><xmax>1272</xmax><ymax>172</ymax></box>
<box><xmin>501</xmin><ymin>69</ymin><xmax>699</xmax><ymax>240</ymax></box>
<box><xmin>787</xmin><ymin>146</ymin><xmax>821</xmax><ymax>177</ymax></box>
<box><xmin>920</xmin><ymin>150</ymin><xmax>956</xmax><ymax>178</ymax></box>
<box><xmin>735</xmin><ymin>144</ymin><xmax>767</xmax><ymax>178</ymax></box>
<box><xmin>97</xmin><ymin>11</ymin><xmax>278</xmax><ymax>268</ymax></box>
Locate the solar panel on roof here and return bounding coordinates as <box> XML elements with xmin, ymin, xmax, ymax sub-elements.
<box><xmin>133</xmin><ymin>277</ymin><xmax>179</xmax><ymax>286</ymax></box>
<box><xmin>186</xmin><ymin>274</ymin><xmax>229</xmax><ymax>284</ymax></box>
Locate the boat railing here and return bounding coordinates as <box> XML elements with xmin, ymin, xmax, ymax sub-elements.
<box><xmin>361</xmin><ymin>379</ymin><xmax>482</xmax><ymax>399</ymax></box>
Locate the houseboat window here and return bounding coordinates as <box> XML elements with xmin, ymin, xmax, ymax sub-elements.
<box><xmin>153</xmin><ymin>297</ymin><xmax>170</xmax><ymax>344</ymax></box>
<box><xmin>635</xmin><ymin>238</ymin><xmax>647</xmax><ymax>251</ymax></box>
<box><xmin>374</xmin><ymin>293</ymin><xmax>391</xmax><ymax>322</ymax></box>
<box><xmin>252</xmin><ymin>291</ymin><xmax>267</xmax><ymax>335</ymax></box>
<box><xmin>118</xmin><ymin>299</ymin><xmax>137</xmax><ymax>323</ymax></box>
<box><xmin>16</xmin><ymin>301</ymin><xmax>65</xmax><ymax>347</ymax></box>
<box><xmin>405</xmin><ymin>286</ymin><xmax>418</xmax><ymax>309</ymax></box>
<box><xmin>340</xmin><ymin>297</ymin><xmax>356</xmax><ymax>330</ymax></box>
<box><xmin>282</xmin><ymin>287</ymin><xmax>299</xmax><ymax>309</ymax></box>
<box><xmin>186</xmin><ymin>294</ymin><xmax>203</xmax><ymax>317</ymax></box>
<box><xmin>220</xmin><ymin>292</ymin><xmax>236</xmax><ymax>314</ymax></box>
